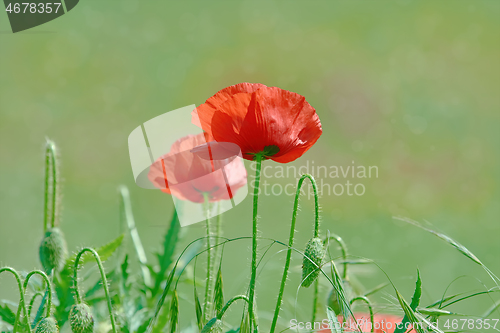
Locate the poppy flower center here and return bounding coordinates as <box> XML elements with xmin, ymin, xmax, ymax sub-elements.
<box><xmin>249</xmin><ymin>145</ymin><xmax>280</xmax><ymax>160</ymax></box>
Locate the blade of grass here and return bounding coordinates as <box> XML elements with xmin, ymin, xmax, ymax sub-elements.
<box><xmin>194</xmin><ymin>288</ymin><xmax>203</xmax><ymax>330</ymax></box>
<box><xmin>214</xmin><ymin>266</ymin><xmax>224</xmax><ymax>318</ymax></box>
<box><xmin>169</xmin><ymin>290</ymin><xmax>179</xmax><ymax>333</ymax></box>
<box><xmin>326</xmin><ymin>307</ymin><xmax>343</xmax><ymax>333</ymax></box>
<box><xmin>119</xmin><ymin>186</ymin><xmax>152</xmax><ymax>288</ymax></box>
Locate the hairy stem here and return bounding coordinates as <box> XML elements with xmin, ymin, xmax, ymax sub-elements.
<box><xmin>27</xmin><ymin>292</ymin><xmax>43</xmax><ymax>321</ymax></box>
<box><xmin>43</xmin><ymin>140</ymin><xmax>58</xmax><ymax>231</ymax></box>
<box><xmin>74</xmin><ymin>248</ymin><xmax>117</xmax><ymax>333</ymax></box>
<box><xmin>0</xmin><ymin>267</ymin><xmax>30</xmax><ymax>333</ymax></box>
<box><xmin>23</xmin><ymin>270</ymin><xmax>52</xmax><ymax>317</ymax></box>
<box><xmin>270</xmin><ymin>174</ymin><xmax>319</xmax><ymax>333</ymax></box>
<box><xmin>350</xmin><ymin>296</ymin><xmax>374</xmax><ymax>333</ymax></box>
<box><xmin>217</xmin><ymin>295</ymin><xmax>256</xmax><ymax>327</ymax></box>
<box><xmin>248</xmin><ymin>156</ymin><xmax>262</xmax><ymax>331</ymax></box>
<box><xmin>312</xmin><ymin>279</ymin><xmax>319</xmax><ymax>323</ymax></box>
<box><xmin>203</xmin><ymin>193</ymin><xmax>215</xmax><ymax>322</ymax></box>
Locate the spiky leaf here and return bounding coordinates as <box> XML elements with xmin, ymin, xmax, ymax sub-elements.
<box><xmin>395</xmin><ymin>270</ymin><xmax>422</xmax><ymax>333</ymax></box>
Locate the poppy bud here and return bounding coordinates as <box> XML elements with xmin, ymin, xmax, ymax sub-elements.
<box><xmin>39</xmin><ymin>227</ymin><xmax>68</xmax><ymax>274</ymax></box>
<box><xmin>35</xmin><ymin>317</ymin><xmax>59</xmax><ymax>333</ymax></box>
<box><xmin>301</xmin><ymin>237</ymin><xmax>325</xmax><ymax>288</ymax></box>
<box><xmin>70</xmin><ymin>303</ymin><xmax>94</xmax><ymax>333</ymax></box>
<box><xmin>201</xmin><ymin>318</ymin><xmax>223</xmax><ymax>333</ymax></box>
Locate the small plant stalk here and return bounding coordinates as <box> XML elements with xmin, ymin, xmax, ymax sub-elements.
<box><xmin>73</xmin><ymin>248</ymin><xmax>117</xmax><ymax>333</ymax></box>
<box><xmin>23</xmin><ymin>270</ymin><xmax>53</xmax><ymax>318</ymax></box>
<box><xmin>270</xmin><ymin>174</ymin><xmax>319</xmax><ymax>333</ymax></box>
<box><xmin>247</xmin><ymin>155</ymin><xmax>263</xmax><ymax>331</ymax></box>
<box><xmin>350</xmin><ymin>296</ymin><xmax>374</xmax><ymax>333</ymax></box>
<box><xmin>0</xmin><ymin>267</ymin><xmax>30</xmax><ymax>333</ymax></box>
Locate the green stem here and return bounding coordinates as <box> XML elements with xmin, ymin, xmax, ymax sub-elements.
<box><xmin>119</xmin><ymin>186</ymin><xmax>152</xmax><ymax>288</ymax></box>
<box><xmin>27</xmin><ymin>292</ymin><xmax>43</xmax><ymax>322</ymax></box>
<box><xmin>324</xmin><ymin>234</ymin><xmax>348</xmax><ymax>279</ymax></box>
<box><xmin>217</xmin><ymin>295</ymin><xmax>257</xmax><ymax>327</ymax></box>
<box><xmin>215</xmin><ymin>203</ymin><xmax>222</xmax><ymax>266</ymax></box>
<box><xmin>270</xmin><ymin>174</ymin><xmax>319</xmax><ymax>333</ymax></box>
<box><xmin>312</xmin><ymin>279</ymin><xmax>319</xmax><ymax>323</ymax></box>
<box><xmin>248</xmin><ymin>156</ymin><xmax>263</xmax><ymax>331</ymax></box>
<box><xmin>217</xmin><ymin>295</ymin><xmax>249</xmax><ymax>319</ymax></box>
<box><xmin>23</xmin><ymin>271</ymin><xmax>52</xmax><ymax>317</ymax></box>
<box><xmin>350</xmin><ymin>296</ymin><xmax>374</xmax><ymax>333</ymax></box>
<box><xmin>0</xmin><ymin>267</ymin><xmax>30</xmax><ymax>333</ymax></box>
<box><xmin>203</xmin><ymin>193</ymin><xmax>215</xmax><ymax>323</ymax></box>
<box><xmin>74</xmin><ymin>248</ymin><xmax>117</xmax><ymax>332</ymax></box>
<box><xmin>43</xmin><ymin>140</ymin><xmax>58</xmax><ymax>231</ymax></box>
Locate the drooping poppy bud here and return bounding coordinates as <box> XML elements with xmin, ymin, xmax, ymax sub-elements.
<box><xmin>70</xmin><ymin>303</ymin><xmax>94</xmax><ymax>333</ymax></box>
<box><xmin>201</xmin><ymin>318</ymin><xmax>223</xmax><ymax>333</ymax></box>
<box><xmin>35</xmin><ymin>317</ymin><xmax>59</xmax><ymax>333</ymax></box>
<box><xmin>39</xmin><ymin>227</ymin><xmax>68</xmax><ymax>274</ymax></box>
<box><xmin>301</xmin><ymin>237</ymin><xmax>325</xmax><ymax>287</ymax></box>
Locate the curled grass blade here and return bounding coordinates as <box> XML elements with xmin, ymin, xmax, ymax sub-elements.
<box><xmin>394</xmin><ymin>216</ymin><xmax>500</xmax><ymax>286</ymax></box>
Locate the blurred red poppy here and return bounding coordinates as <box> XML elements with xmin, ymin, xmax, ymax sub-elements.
<box><xmin>192</xmin><ymin>83</ymin><xmax>322</xmax><ymax>163</ymax></box>
<box><xmin>148</xmin><ymin>133</ymin><xmax>247</xmax><ymax>203</ymax></box>
<box><xmin>317</xmin><ymin>313</ymin><xmax>416</xmax><ymax>333</ymax></box>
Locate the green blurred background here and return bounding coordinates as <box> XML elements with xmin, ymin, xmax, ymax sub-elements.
<box><xmin>1</xmin><ymin>0</ymin><xmax>499</xmax><ymax>330</ymax></box>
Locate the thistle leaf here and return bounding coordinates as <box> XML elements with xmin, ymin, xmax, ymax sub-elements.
<box><xmin>394</xmin><ymin>270</ymin><xmax>422</xmax><ymax>333</ymax></box>
<box><xmin>395</xmin><ymin>290</ymin><xmax>425</xmax><ymax>333</ymax></box>
<box><xmin>153</xmin><ymin>210</ymin><xmax>181</xmax><ymax>297</ymax></box>
<box><xmin>0</xmin><ymin>302</ymin><xmax>16</xmax><ymax>325</ymax></box>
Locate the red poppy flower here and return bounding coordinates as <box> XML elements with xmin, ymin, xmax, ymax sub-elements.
<box><xmin>317</xmin><ymin>313</ymin><xmax>416</xmax><ymax>333</ymax></box>
<box><xmin>192</xmin><ymin>83</ymin><xmax>322</xmax><ymax>163</ymax></box>
<box><xmin>147</xmin><ymin>133</ymin><xmax>247</xmax><ymax>203</ymax></box>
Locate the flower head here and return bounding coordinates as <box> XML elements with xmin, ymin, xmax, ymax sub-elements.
<box><xmin>148</xmin><ymin>133</ymin><xmax>247</xmax><ymax>203</ymax></box>
<box><xmin>192</xmin><ymin>83</ymin><xmax>322</xmax><ymax>163</ymax></box>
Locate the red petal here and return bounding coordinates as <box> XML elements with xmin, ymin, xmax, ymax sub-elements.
<box><xmin>192</xmin><ymin>83</ymin><xmax>266</xmax><ymax>135</ymax></box>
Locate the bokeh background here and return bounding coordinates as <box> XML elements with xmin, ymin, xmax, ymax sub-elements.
<box><xmin>1</xmin><ymin>0</ymin><xmax>499</xmax><ymax>330</ymax></box>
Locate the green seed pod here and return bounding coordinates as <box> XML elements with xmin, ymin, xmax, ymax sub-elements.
<box><xmin>327</xmin><ymin>278</ymin><xmax>353</xmax><ymax>314</ymax></box>
<box><xmin>35</xmin><ymin>317</ymin><xmax>59</xmax><ymax>333</ymax></box>
<box><xmin>70</xmin><ymin>303</ymin><xmax>94</xmax><ymax>333</ymax></box>
<box><xmin>201</xmin><ymin>318</ymin><xmax>223</xmax><ymax>333</ymax></box>
<box><xmin>301</xmin><ymin>237</ymin><xmax>325</xmax><ymax>288</ymax></box>
<box><xmin>39</xmin><ymin>227</ymin><xmax>68</xmax><ymax>274</ymax></box>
